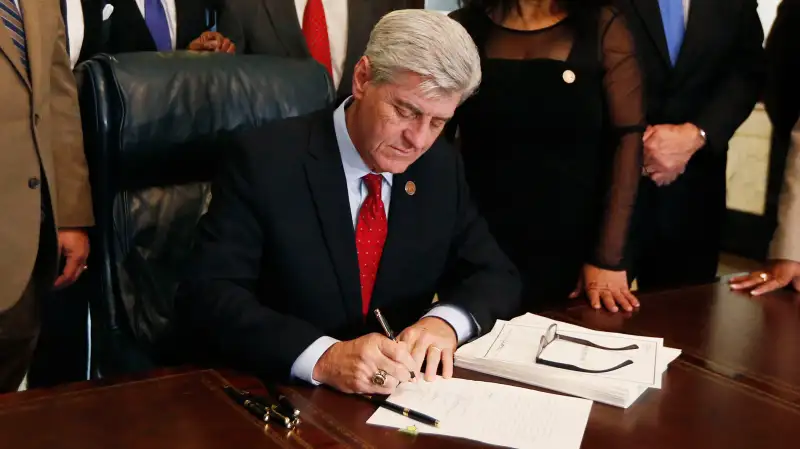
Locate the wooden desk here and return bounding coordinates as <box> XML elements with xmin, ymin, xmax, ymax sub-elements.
<box><xmin>1</xmin><ymin>282</ymin><xmax>799</xmax><ymax>448</ymax></box>
<box><xmin>551</xmin><ymin>281</ymin><xmax>800</xmax><ymax>407</ymax></box>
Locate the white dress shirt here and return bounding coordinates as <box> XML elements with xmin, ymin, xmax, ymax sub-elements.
<box><xmin>683</xmin><ymin>0</ymin><xmax>690</xmax><ymax>26</ymax></box>
<box><xmin>290</xmin><ymin>98</ymin><xmax>478</xmax><ymax>385</ymax></box>
<box><xmin>135</xmin><ymin>0</ymin><xmax>178</xmax><ymax>50</ymax></box>
<box><xmin>65</xmin><ymin>0</ymin><xmax>85</xmax><ymax>69</ymax></box>
<box><xmin>294</xmin><ymin>0</ymin><xmax>348</xmax><ymax>89</ymax></box>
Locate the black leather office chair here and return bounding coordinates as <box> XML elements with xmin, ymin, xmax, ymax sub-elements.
<box><xmin>75</xmin><ymin>52</ymin><xmax>335</xmax><ymax>377</ymax></box>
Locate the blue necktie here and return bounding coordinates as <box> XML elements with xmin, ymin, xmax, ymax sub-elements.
<box><xmin>145</xmin><ymin>0</ymin><xmax>171</xmax><ymax>51</ymax></box>
<box><xmin>659</xmin><ymin>0</ymin><xmax>685</xmax><ymax>66</ymax></box>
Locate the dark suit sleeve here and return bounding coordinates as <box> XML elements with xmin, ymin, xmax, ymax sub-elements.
<box><xmin>216</xmin><ymin>0</ymin><xmax>247</xmax><ymax>53</ymax></box>
<box><xmin>435</xmin><ymin>148</ymin><xmax>521</xmax><ymax>334</ymax></box>
<box><xmin>175</xmin><ymin>137</ymin><xmax>325</xmax><ymax>381</ymax></box>
<box><xmin>764</xmin><ymin>0</ymin><xmax>800</xmax><ymax>135</ymax></box>
<box><xmin>693</xmin><ymin>0</ymin><xmax>765</xmax><ymax>154</ymax></box>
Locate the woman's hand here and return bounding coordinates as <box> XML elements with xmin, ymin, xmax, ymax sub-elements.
<box><xmin>729</xmin><ymin>260</ymin><xmax>800</xmax><ymax>296</ymax></box>
<box><xmin>570</xmin><ymin>264</ymin><xmax>640</xmax><ymax>313</ymax></box>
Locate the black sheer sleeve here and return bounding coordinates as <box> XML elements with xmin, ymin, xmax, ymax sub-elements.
<box><xmin>591</xmin><ymin>9</ymin><xmax>645</xmax><ymax>270</ymax></box>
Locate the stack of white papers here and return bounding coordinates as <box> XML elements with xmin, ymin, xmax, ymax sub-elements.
<box><xmin>367</xmin><ymin>378</ymin><xmax>592</xmax><ymax>449</ymax></box>
<box><xmin>455</xmin><ymin>313</ymin><xmax>681</xmax><ymax>408</ymax></box>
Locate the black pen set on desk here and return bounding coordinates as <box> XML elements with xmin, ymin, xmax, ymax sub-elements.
<box><xmin>223</xmin><ymin>385</ymin><xmax>301</xmax><ymax>429</ymax></box>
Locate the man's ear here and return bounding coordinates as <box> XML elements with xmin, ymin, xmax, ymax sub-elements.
<box><xmin>351</xmin><ymin>56</ymin><xmax>372</xmax><ymax>100</ymax></box>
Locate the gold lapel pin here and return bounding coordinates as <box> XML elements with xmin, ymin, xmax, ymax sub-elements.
<box><xmin>405</xmin><ymin>181</ymin><xmax>416</xmax><ymax>196</ymax></box>
<box><xmin>562</xmin><ymin>70</ymin><xmax>576</xmax><ymax>84</ymax></box>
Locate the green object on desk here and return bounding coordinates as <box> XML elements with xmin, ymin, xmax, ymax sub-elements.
<box><xmin>399</xmin><ymin>425</ymin><xmax>419</xmax><ymax>435</ymax></box>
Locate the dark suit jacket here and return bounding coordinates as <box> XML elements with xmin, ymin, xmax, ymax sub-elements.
<box><xmin>765</xmin><ymin>0</ymin><xmax>800</xmax><ymax>137</ymax></box>
<box><xmin>104</xmin><ymin>0</ymin><xmax>213</xmax><ymax>53</ymax></box>
<box><xmin>617</xmin><ymin>0</ymin><xmax>764</xmax><ymax>249</ymax></box>
<box><xmin>616</xmin><ymin>0</ymin><xmax>764</xmax><ymax>156</ymax></box>
<box><xmin>217</xmin><ymin>0</ymin><xmax>410</xmax><ymax>100</ymax></box>
<box><xmin>174</xmin><ymin>108</ymin><xmax>521</xmax><ymax>381</ymax></box>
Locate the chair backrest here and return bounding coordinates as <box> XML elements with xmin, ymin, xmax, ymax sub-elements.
<box><xmin>76</xmin><ymin>52</ymin><xmax>335</xmax><ymax>376</ymax></box>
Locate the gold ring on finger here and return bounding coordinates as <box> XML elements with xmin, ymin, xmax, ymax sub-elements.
<box><xmin>371</xmin><ymin>369</ymin><xmax>388</xmax><ymax>386</ymax></box>
<box><xmin>429</xmin><ymin>346</ymin><xmax>441</xmax><ymax>353</ymax></box>
<box><xmin>759</xmin><ymin>273</ymin><xmax>769</xmax><ymax>282</ymax></box>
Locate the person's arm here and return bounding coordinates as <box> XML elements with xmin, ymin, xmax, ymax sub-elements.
<box><xmin>769</xmin><ymin>119</ymin><xmax>800</xmax><ymax>263</ymax></box>
<box><xmin>50</xmin><ymin>14</ymin><xmax>94</xmax><ymax>288</ymax></box>
<box><xmin>174</xmin><ymin>135</ymin><xmax>327</xmax><ymax>381</ymax></box>
<box><xmin>764</xmin><ymin>0</ymin><xmax>800</xmax><ymax>135</ymax></box>
<box><xmin>593</xmin><ymin>9</ymin><xmax>644</xmax><ymax>272</ymax></box>
<box><xmin>51</xmin><ymin>13</ymin><xmax>94</xmax><ymax>227</ymax></box>
<box><xmin>561</xmin><ymin>10</ymin><xmax>643</xmax><ymax>313</ymax></box>
<box><xmin>216</xmin><ymin>0</ymin><xmax>247</xmax><ymax>53</ymax></box>
<box><xmin>434</xmin><ymin>147</ymin><xmax>521</xmax><ymax>334</ymax></box>
<box><xmin>730</xmin><ymin>118</ymin><xmax>800</xmax><ymax>295</ymax></box>
<box><xmin>692</xmin><ymin>0</ymin><xmax>765</xmax><ymax>154</ymax></box>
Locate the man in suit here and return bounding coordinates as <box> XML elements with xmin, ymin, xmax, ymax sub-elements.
<box><xmin>0</xmin><ymin>0</ymin><xmax>93</xmax><ymax>392</ymax></box>
<box><xmin>176</xmin><ymin>10</ymin><xmax>520</xmax><ymax>393</ymax></box>
<box><xmin>730</xmin><ymin>117</ymin><xmax>800</xmax><ymax>295</ymax></box>
<box><xmin>616</xmin><ymin>0</ymin><xmax>765</xmax><ymax>290</ymax></box>
<box><xmin>73</xmin><ymin>0</ymin><xmax>235</xmax><ymax>58</ymax></box>
<box><xmin>218</xmin><ymin>0</ymin><xmax>410</xmax><ymax>101</ymax></box>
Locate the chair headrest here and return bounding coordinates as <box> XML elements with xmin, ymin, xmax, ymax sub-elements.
<box><xmin>82</xmin><ymin>52</ymin><xmax>335</xmax><ymax>190</ymax></box>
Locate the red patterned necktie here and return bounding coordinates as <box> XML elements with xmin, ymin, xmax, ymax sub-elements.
<box><xmin>356</xmin><ymin>174</ymin><xmax>388</xmax><ymax>317</ymax></box>
<box><xmin>302</xmin><ymin>0</ymin><xmax>333</xmax><ymax>78</ymax></box>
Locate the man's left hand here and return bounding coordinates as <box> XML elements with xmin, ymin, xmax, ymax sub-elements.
<box><xmin>54</xmin><ymin>229</ymin><xmax>90</xmax><ymax>290</ymax></box>
<box><xmin>188</xmin><ymin>32</ymin><xmax>236</xmax><ymax>53</ymax></box>
<box><xmin>397</xmin><ymin>317</ymin><xmax>458</xmax><ymax>381</ymax></box>
<box><xmin>643</xmin><ymin>123</ymin><xmax>706</xmax><ymax>186</ymax></box>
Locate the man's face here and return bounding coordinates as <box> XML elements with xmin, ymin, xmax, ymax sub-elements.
<box><xmin>348</xmin><ymin>59</ymin><xmax>461</xmax><ymax>174</ymax></box>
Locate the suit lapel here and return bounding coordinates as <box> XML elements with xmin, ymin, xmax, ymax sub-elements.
<box><xmin>263</xmin><ymin>0</ymin><xmax>308</xmax><ymax>57</ymax></box>
<box><xmin>304</xmin><ymin>114</ymin><xmax>363</xmax><ymax>321</ymax></box>
<box><xmin>370</xmin><ymin>165</ymin><xmax>426</xmax><ymax>312</ymax></box>
<box><xmin>672</xmin><ymin>0</ymin><xmax>713</xmax><ymax>81</ymax></box>
<box><xmin>631</xmin><ymin>0</ymin><xmax>671</xmax><ymax>67</ymax></box>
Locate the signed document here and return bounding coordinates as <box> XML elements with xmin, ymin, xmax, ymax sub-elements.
<box><xmin>366</xmin><ymin>378</ymin><xmax>592</xmax><ymax>449</ymax></box>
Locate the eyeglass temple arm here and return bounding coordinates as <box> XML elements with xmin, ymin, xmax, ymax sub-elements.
<box><xmin>538</xmin><ymin>358</ymin><xmax>635</xmax><ymax>374</ymax></box>
<box><xmin>556</xmin><ymin>334</ymin><xmax>639</xmax><ymax>351</ymax></box>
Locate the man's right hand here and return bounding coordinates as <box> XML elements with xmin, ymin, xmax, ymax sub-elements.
<box><xmin>312</xmin><ymin>333</ymin><xmax>418</xmax><ymax>394</ymax></box>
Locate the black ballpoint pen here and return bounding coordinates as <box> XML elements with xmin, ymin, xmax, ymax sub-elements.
<box><xmin>363</xmin><ymin>395</ymin><xmax>440</xmax><ymax>428</ymax></box>
<box><xmin>374</xmin><ymin>309</ymin><xmax>416</xmax><ymax>379</ymax></box>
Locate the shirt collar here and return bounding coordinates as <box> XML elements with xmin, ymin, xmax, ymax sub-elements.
<box><xmin>333</xmin><ymin>97</ymin><xmax>394</xmax><ymax>187</ymax></box>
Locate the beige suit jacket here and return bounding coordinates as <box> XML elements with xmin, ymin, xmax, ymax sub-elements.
<box><xmin>769</xmin><ymin>117</ymin><xmax>800</xmax><ymax>262</ymax></box>
<box><xmin>0</xmin><ymin>0</ymin><xmax>93</xmax><ymax>313</ymax></box>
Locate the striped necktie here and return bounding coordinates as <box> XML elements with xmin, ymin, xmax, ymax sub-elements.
<box><xmin>0</xmin><ymin>0</ymin><xmax>28</xmax><ymax>74</ymax></box>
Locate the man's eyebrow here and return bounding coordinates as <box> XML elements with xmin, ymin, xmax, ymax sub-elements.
<box><xmin>395</xmin><ymin>99</ymin><xmax>423</xmax><ymax>116</ymax></box>
<box><xmin>396</xmin><ymin>99</ymin><xmax>452</xmax><ymax>122</ymax></box>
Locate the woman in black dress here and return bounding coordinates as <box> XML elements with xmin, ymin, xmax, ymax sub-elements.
<box><xmin>449</xmin><ymin>0</ymin><xmax>644</xmax><ymax>312</ymax></box>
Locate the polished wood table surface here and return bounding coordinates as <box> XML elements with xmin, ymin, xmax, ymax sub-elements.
<box><xmin>1</xmin><ymin>281</ymin><xmax>799</xmax><ymax>448</ymax></box>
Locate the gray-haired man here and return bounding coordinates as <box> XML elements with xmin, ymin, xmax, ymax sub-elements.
<box><xmin>176</xmin><ymin>10</ymin><xmax>521</xmax><ymax>394</ymax></box>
